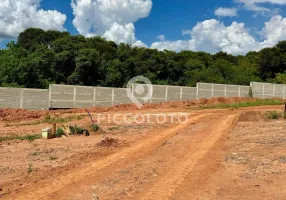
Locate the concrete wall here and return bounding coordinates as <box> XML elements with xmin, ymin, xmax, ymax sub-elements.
<box><xmin>197</xmin><ymin>83</ymin><xmax>250</xmax><ymax>99</ymax></box>
<box><xmin>23</xmin><ymin>89</ymin><xmax>49</xmax><ymax>110</ymax></box>
<box><xmin>3</xmin><ymin>81</ymin><xmax>285</xmax><ymax>110</ymax></box>
<box><xmin>49</xmin><ymin>84</ymin><xmax>132</xmax><ymax>109</ymax></box>
<box><xmin>0</xmin><ymin>87</ymin><xmax>48</xmax><ymax>110</ymax></box>
<box><xmin>251</xmin><ymin>82</ymin><xmax>286</xmax><ymax>98</ymax></box>
<box><xmin>132</xmin><ymin>84</ymin><xmax>197</xmax><ymax>104</ymax></box>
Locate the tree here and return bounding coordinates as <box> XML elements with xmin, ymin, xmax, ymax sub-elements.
<box><xmin>68</xmin><ymin>49</ymin><xmax>100</xmax><ymax>85</ymax></box>
<box><xmin>17</xmin><ymin>28</ymin><xmax>45</xmax><ymax>51</ymax></box>
<box><xmin>2</xmin><ymin>27</ymin><xmax>286</xmax><ymax>89</ymax></box>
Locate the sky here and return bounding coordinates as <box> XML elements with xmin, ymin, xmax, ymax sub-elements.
<box><xmin>1</xmin><ymin>0</ymin><xmax>286</xmax><ymax>55</ymax></box>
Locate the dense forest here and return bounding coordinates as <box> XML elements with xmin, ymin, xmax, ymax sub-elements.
<box><xmin>1</xmin><ymin>28</ymin><xmax>286</xmax><ymax>89</ymax></box>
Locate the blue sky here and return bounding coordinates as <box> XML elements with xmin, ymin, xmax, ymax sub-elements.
<box><xmin>36</xmin><ymin>0</ymin><xmax>285</xmax><ymax>45</ymax></box>
<box><xmin>1</xmin><ymin>0</ymin><xmax>286</xmax><ymax>54</ymax></box>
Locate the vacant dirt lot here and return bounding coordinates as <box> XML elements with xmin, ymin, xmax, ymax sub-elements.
<box><xmin>0</xmin><ymin>100</ymin><xmax>285</xmax><ymax>200</ymax></box>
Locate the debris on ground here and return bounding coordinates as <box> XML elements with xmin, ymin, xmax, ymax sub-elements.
<box><xmin>98</xmin><ymin>137</ymin><xmax>119</xmax><ymax>147</ymax></box>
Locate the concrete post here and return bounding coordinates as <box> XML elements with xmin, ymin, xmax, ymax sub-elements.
<box><xmin>150</xmin><ymin>85</ymin><xmax>153</xmax><ymax>103</ymax></box>
<box><xmin>111</xmin><ymin>88</ymin><xmax>115</xmax><ymax>106</ymax></box>
<box><xmin>262</xmin><ymin>84</ymin><xmax>265</xmax><ymax>99</ymax></box>
<box><xmin>73</xmin><ymin>86</ymin><xmax>76</xmax><ymax>108</ymax></box>
<box><xmin>93</xmin><ymin>87</ymin><xmax>96</xmax><ymax>107</ymax></box>
<box><xmin>48</xmin><ymin>84</ymin><xmax>52</xmax><ymax>109</ymax></box>
<box><xmin>196</xmin><ymin>83</ymin><xmax>199</xmax><ymax>100</ymax></box>
<box><xmin>131</xmin><ymin>83</ymin><xmax>134</xmax><ymax>98</ymax></box>
<box><xmin>165</xmin><ymin>86</ymin><xmax>168</xmax><ymax>102</ymax></box>
<box><xmin>20</xmin><ymin>89</ymin><xmax>24</xmax><ymax>109</ymax></box>
<box><xmin>180</xmin><ymin>87</ymin><xmax>183</xmax><ymax>101</ymax></box>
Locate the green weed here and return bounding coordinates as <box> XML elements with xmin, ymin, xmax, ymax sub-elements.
<box><xmin>49</xmin><ymin>156</ymin><xmax>58</xmax><ymax>161</ymax></box>
<box><xmin>197</xmin><ymin>99</ymin><xmax>284</xmax><ymax>110</ymax></box>
<box><xmin>266</xmin><ymin>111</ymin><xmax>281</xmax><ymax>119</ymax></box>
<box><xmin>27</xmin><ymin>163</ymin><xmax>33</xmax><ymax>174</ymax></box>
<box><xmin>108</xmin><ymin>126</ymin><xmax>120</xmax><ymax>131</ymax></box>
<box><xmin>0</xmin><ymin>134</ymin><xmax>41</xmax><ymax>142</ymax></box>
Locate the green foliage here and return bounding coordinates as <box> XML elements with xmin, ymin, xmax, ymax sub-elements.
<box><xmin>280</xmin><ymin>156</ymin><xmax>286</xmax><ymax>163</ymax></box>
<box><xmin>49</xmin><ymin>156</ymin><xmax>58</xmax><ymax>161</ymax></box>
<box><xmin>27</xmin><ymin>163</ymin><xmax>33</xmax><ymax>174</ymax></box>
<box><xmin>91</xmin><ymin>124</ymin><xmax>100</xmax><ymax>132</ymax></box>
<box><xmin>5</xmin><ymin>115</ymin><xmax>84</xmax><ymax>127</ymax></box>
<box><xmin>0</xmin><ymin>134</ymin><xmax>42</xmax><ymax>142</ymax></box>
<box><xmin>55</xmin><ymin>128</ymin><xmax>65</xmax><ymax>138</ymax></box>
<box><xmin>108</xmin><ymin>126</ymin><xmax>120</xmax><ymax>131</ymax></box>
<box><xmin>43</xmin><ymin>115</ymin><xmax>84</xmax><ymax>124</ymax></box>
<box><xmin>198</xmin><ymin>99</ymin><xmax>284</xmax><ymax>110</ymax></box>
<box><xmin>1</xmin><ymin>28</ymin><xmax>286</xmax><ymax>88</ymax></box>
<box><xmin>275</xmin><ymin>73</ymin><xmax>286</xmax><ymax>84</ymax></box>
<box><xmin>74</xmin><ymin>126</ymin><xmax>84</xmax><ymax>134</ymax></box>
<box><xmin>69</xmin><ymin>125</ymin><xmax>84</xmax><ymax>134</ymax></box>
<box><xmin>266</xmin><ymin>111</ymin><xmax>281</xmax><ymax>119</ymax></box>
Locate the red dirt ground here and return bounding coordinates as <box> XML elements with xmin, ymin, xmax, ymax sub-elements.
<box><xmin>0</xmin><ymin>98</ymin><xmax>285</xmax><ymax>200</ymax></box>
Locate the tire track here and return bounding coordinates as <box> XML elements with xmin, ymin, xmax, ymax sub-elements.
<box><xmin>7</xmin><ymin>113</ymin><xmax>213</xmax><ymax>200</ymax></box>
<box><xmin>141</xmin><ymin>114</ymin><xmax>236</xmax><ymax>200</ymax></box>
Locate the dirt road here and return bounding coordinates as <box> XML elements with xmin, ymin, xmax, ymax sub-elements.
<box><xmin>1</xmin><ymin>106</ymin><xmax>285</xmax><ymax>200</ymax></box>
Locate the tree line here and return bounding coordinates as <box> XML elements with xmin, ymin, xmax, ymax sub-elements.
<box><xmin>1</xmin><ymin>28</ymin><xmax>286</xmax><ymax>89</ymax></box>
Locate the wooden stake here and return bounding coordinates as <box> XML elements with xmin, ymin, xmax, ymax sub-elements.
<box><xmin>52</xmin><ymin>123</ymin><xmax>57</xmax><ymax>136</ymax></box>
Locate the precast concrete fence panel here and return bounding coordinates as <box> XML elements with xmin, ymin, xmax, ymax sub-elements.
<box><xmin>2</xmin><ymin>81</ymin><xmax>285</xmax><ymax>110</ymax></box>
<box><xmin>251</xmin><ymin>82</ymin><xmax>286</xmax><ymax>98</ymax></box>
<box><xmin>197</xmin><ymin>83</ymin><xmax>250</xmax><ymax>99</ymax></box>
<box><xmin>0</xmin><ymin>87</ymin><xmax>49</xmax><ymax>110</ymax></box>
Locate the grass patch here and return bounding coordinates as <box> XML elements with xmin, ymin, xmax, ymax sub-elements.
<box><xmin>280</xmin><ymin>156</ymin><xmax>286</xmax><ymax>163</ymax></box>
<box><xmin>90</xmin><ymin>124</ymin><xmax>100</xmax><ymax>132</ymax></box>
<box><xmin>0</xmin><ymin>134</ymin><xmax>42</xmax><ymax>142</ymax></box>
<box><xmin>29</xmin><ymin>152</ymin><xmax>40</xmax><ymax>156</ymax></box>
<box><xmin>49</xmin><ymin>156</ymin><xmax>58</xmax><ymax>161</ymax></box>
<box><xmin>5</xmin><ymin>115</ymin><xmax>86</xmax><ymax>127</ymax></box>
<box><xmin>197</xmin><ymin>99</ymin><xmax>284</xmax><ymax>110</ymax></box>
<box><xmin>42</xmin><ymin>115</ymin><xmax>85</xmax><ymax>124</ymax></box>
<box><xmin>266</xmin><ymin>111</ymin><xmax>281</xmax><ymax>119</ymax></box>
<box><xmin>108</xmin><ymin>126</ymin><xmax>120</xmax><ymax>131</ymax></box>
<box><xmin>5</xmin><ymin>121</ymin><xmax>42</xmax><ymax>127</ymax></box>
<box><xmin>55</xmin><ymin>128</ymin><xmax>65</xmax><ymax>138</ymax></box>
<box><xmin>27</xmin><ymin>163</ymin><xmax>33</xmax><ymax>174</ymax></box>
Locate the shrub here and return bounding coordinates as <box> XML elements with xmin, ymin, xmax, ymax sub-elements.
<box><xmin>69</xmin><ymin>125</ymin><xmax>84</xmax><ymax>134</ymax></box>
<box><xmin>27</xmin><ymin>163</ymin><xmax>33</xmax><ymax>174</ymax></box>
<box><xmin>91</xmin><ymin>124</ymin><xmax>100</xmax><ymax>132</ymax></box>
<box><xmin>55</xmin><ymin>128</ymin><xmax>65</xmax><ymax>138</ymax></box>
<box><xmin>266</xmin><ymin>111</ymin><xmax>281</xmax><ymax>119</ymax></box>
<box><xmin>74</xmin><ymin>126</ymin><xmax>84</xmax><ymax>134</ymax></box>
<box><xmin>49</xmin><ymin>156</ymin><xmax>58</xmax><ymax>160</ymax></box>
<box><xmin>108</xmin><ymin>126</ymin><xmax>120</xmax><ymax>131</ymax></box>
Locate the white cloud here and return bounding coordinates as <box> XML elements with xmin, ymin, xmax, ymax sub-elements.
<box><xmin>236</xmin><ymin>0</ymin><xmax>286</xmax><ymax>13</ymax></box>
<box><xmin>214</xmin><ymin>7</ymin><xmax>237</xmax><ymax>17</ymax></box>
<box><xmin>0</xmin><ymin>0</ymin><xmax>66</xmax><ymax>40</ymax></box>
<box><xmin>132</xmin><ymin>40</ymin><xmax>148</xmax><ymax>48</ymax></box>
<box><xmin>103</xmin><ymin>22</ymin><xmax>136</xmax><ymax>44</ymax></box>
<box><xmin>261</xmin><ymin>15</ymin><xmax>286</xmax><ymax>46</ymax></box>
<box><xmin>237</xmin><ymin>0</ymin><xmax>286</xmax><ymax>5</ymax></box>
<box><xmin>151</xmin><ymin>15</ymin><xmax>286</xmax><ymax>55</ymax></box>
<box><xmin>151</xmin><ymin>40</ymin><xmax>196</xmax><ymax>52</ymax></box>
<box><xmin>71</xmin><ymin>0</ymin><xmax>152</xmax><ymax>45</ymax></box>
<box><xmin>156</xmin><ymin>34</ymin><xmax>165</xmax><ymax>41</ymax></box>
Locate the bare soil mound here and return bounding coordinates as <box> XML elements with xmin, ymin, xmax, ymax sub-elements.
<box><xmin>238</xmin><ymin>111</ymin><xmax>266</xmax><ymax>122</ymax></box>
<box><xmin>98</xmin><ymin>137</ymin><xmax>119</xmax><ymax>147</ymax></box>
